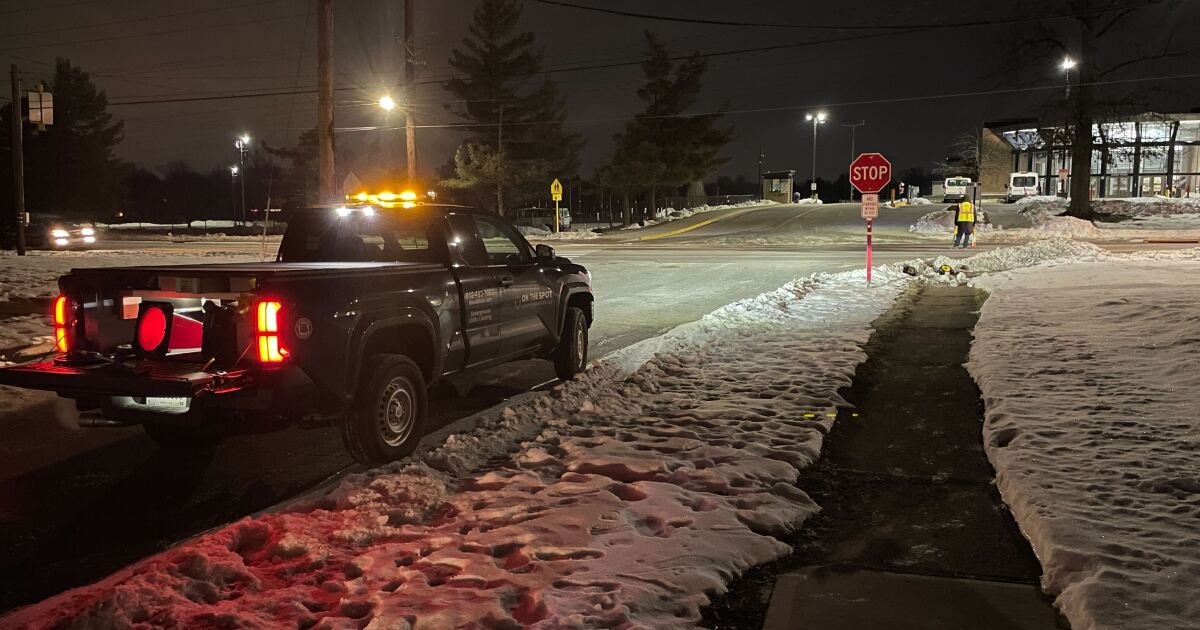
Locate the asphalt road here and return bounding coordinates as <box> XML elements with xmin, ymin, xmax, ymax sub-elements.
<box><xmin>0</xmin><ymin>202</ymin><xmax>1192</xmax><ymax>613</ymax></box>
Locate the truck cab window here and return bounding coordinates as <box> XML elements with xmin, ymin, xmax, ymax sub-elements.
<box><xmin>473</xmin><ymin>215</ymin><xmax>531</xmax><ymax>265</ymax></box>
<box><xmin>279</xmin><ymin>210</ymin><xmax>440</xmax><ymax>263</ymax></box>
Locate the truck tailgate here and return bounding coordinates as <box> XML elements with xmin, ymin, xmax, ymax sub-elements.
<box><xmin>0</xmin><ymin>359</ymin><xmax>246</xmax><ymax>398</ymax></box>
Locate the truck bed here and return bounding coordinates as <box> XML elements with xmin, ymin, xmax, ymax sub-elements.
<box><xmin>69</xmin><ymin>261</ymin><xmax>445</xmax><ymax>278</ymax></box>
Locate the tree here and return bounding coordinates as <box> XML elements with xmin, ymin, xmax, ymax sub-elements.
<box><xmin>441</xmin><ymin>0</ymin><xmax>583</xmax><ymax>215</ymax></box>
<box><xmin>0</xmin><ymin>58</ymin><xmax>125</xmax><ymax>220</ymax></box>
<box><xmin>934</xmin><ymin>131</ymin><xmax>981</xmax><ymax>180</ymax></box>
<box><xmin>1007</xmin><ymin>0</ymin><xmax>1195</xmax><ymax>218</ymax></box>
<box><xmin>598</xmin><ymin>32</ymin><xmax>733</xmax><ymax>218</ymax></box>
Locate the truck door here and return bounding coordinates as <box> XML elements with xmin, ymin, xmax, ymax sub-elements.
<box><xmin>446</xmin><ymin>214</ymin><xmax>504</xmax><ymax>368</ymax></box>
<box><xmin>470</xmin><ymin>214</ymin><xmax>557</xmax><ymax>357</ymax></box>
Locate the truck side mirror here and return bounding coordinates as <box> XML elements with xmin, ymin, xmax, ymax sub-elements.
<box><xmin>535</xmin><ymin>243</ymin><xmax>556</xmax><ymax>260</ymax></box>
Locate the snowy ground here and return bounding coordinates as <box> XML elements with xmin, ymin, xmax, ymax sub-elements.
<box><xmin>910</xmin><ymin>197</ymin><xmax>1200</xmax><ymax>242</ymax></box>
<box><xmin>969</xmin><ymin>249</ymin><xmax>1200</xmax><ymax>630</ymax></box>
<box><xmin>615</xmin><ymin>200</ymin><xmax>774</xmax><ymax>232</ymax></box>
<box><xmin>1</xmin><ymin>240</ymin><xmax>1111</xmax><ymax>629</ymax></box>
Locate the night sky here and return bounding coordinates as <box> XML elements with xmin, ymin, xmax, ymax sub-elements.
<box><xmin>2</xmin><ymin>0</ymin><xmax>1197</xmax><ymax>183</ymax></box>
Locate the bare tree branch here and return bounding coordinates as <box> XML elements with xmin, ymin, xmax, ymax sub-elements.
<box><xmin>1099</xmin><ymin>48</ymin><xmax>1193</xmax><ymax>77</ymax></box>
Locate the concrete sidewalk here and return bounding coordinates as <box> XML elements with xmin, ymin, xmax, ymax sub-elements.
<box><xmin>761</xmin><ymin>284</ymin><xmax>1066</xmax><ymax>629</ymax></box>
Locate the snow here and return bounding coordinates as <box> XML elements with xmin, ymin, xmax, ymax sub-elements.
<box><xmin>619</xmin><ymin>200</ymin><xmax>774</xmax><ymax>231</ymax></box>
<box><xmin>794</xmin><ymin>198</ymin><xmax>823</xmax><ymax>205</ymax></box>
<box><xmin>1</xmin><ymin>238</ymin><xmax>1175</xmax><ymax>628</ymax></box>
<box><xmin>0</xmin><ymin>250</ymin><xmax>260</xmax><ymax>303</ymax></box>
<box><xmin>3</xmin><ymin>250</ymin><xmax>916</xmax><ymax>629</ymax></box>
<box><xmin>968</xmin><ymin>249</ymin><xmax>1200</xmax><ymax>630</ymax></box>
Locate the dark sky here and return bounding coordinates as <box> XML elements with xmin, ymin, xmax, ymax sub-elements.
<box><xmin>2</xmin><ymin>0</ymin><xmax>1197</xmax><ymax>183</ymax></box>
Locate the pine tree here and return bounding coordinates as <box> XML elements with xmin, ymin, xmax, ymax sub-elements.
<box><xmin>598</xmin><ymin>32</ymin><xmax>733</xmax><ymax>217</ymax></box>
<box><xmin>441</xmin><ymin>0</ymin><xmax>583</xmax><ymax>215</ymax></box>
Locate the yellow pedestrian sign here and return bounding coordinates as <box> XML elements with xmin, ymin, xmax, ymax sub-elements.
<box><xmin>550</xmin><ymin>178</ymin><xmax>563</xmax><ymax>201</ymax></box>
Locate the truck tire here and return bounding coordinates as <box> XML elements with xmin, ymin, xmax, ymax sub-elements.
<box><xmin>141</xmin><ymin>419</ymin><xmax>222</xmax><ymax>449</ymax></box>
<box><xmin>341</xmin><ymin>355</ymin><xmax>428</xmax><ymax>466</ymax></box>
<box><xmin>553</xmin><ymin>306</ymin><xmax>588</xmax><ymax>381</ymax></box>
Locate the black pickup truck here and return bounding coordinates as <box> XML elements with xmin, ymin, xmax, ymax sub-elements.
<box><xmin>0</xmin><ymin>204</ymin><xmax>593</xmax><ymax>464</ymax></box>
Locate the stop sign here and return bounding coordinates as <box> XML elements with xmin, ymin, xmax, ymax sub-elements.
<box><xmin>850</xmin><ymin>153</ymin><xmax>892</xmax><ymax>194</ymax></box>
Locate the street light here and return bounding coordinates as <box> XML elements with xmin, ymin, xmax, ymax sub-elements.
<box><xmin>229</xmin><ymin>166</ymin><xmax>239</xmax><ymax>223</ymax></box>
<box><xmin>234</xmin><ymin>134</ymin><xmax>251</xmax><ymax>226</ymax></box>
<box><xmin>841</xmin><ymin>120</ymin><xmax>867</xmax><ymax>201</ymax></box>
<box><xmin>379</xmin><ymin>95</ymin><xmax>397</xmax><ymax>111</ymax></box>
<box><xmin>1061</xmin><ymin>56</ymin><xmax>1076</xmax><ymax>99</ymax></box>
<box><xmin>805</xmin><ymin>112</ymin><xmax>828</xmax><ymax>199</ymax></box>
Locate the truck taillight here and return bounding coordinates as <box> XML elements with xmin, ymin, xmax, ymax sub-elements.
<box><xmin>52</xmin><ymin>295</ymin><xmax>70</xmax><ymax>352</ymax></box>
<box><xmin>255</xmin><ymin>301</ymin><xmax>288</xmax><ymax>364</ymax></box>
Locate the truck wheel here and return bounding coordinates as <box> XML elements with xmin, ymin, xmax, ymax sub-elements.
<box><xmin>341</xmin><ymin>355</ymin><xmax>428</xmax><ymax>466</ymax></box>
<box><xmin>141</xmin><ymin>419</ymin><xmax>222</xmax><ymax>449</ymax></box>
<box><xmin>553</xmin><ymin>306</ymin><xmax>588</xmax><ymax>381</ymax></box>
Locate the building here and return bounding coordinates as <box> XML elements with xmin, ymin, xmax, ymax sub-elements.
<box><xmin>760</xmin><ymin>170</ymin><xmax>795</xmax><ymax>204</ymax></box>
<box><xmin>980</xmin><ymin>112</ymin><xmax>1200</xmax><ymax>199</ymax></box>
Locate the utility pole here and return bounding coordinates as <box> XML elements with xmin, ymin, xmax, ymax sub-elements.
<box><xmin>841</xmin><ymin>120</ymin><xmax>866</xmax><ymax>201</ymax></box>
<box><xmin>317</xmin><ymin>0</ymin><xmax>335</xmax><ymax>203</ymax></box>
<box><xmin>9</xmin><ymin>64</ymin><xmax>26</xmax><ymax>255</ymax></box>
<box><xmin>757</xmin><ymin>146</ymin><xmax>764</xmax><ymax>200</ymax></box>
<box><xmin>403</xmin><ymin>0</ymin><xmax>417</xmax><ymax>183</ymax></box>
<box><xmin>496</xmin><ymin>104</ymin><xmax>504</xmax><ymax>215</ymax></box>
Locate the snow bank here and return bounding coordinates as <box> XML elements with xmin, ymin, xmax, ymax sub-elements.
<box><xmin>795</xmin><ymin>197</ymin><xmax>823</xmax><ymax>205</ymax></box>
<box><xmin>0</xmin><ymin>250</ymin><xmax>260</xmax><ymax>303</ymax></box>
<box><xmin>1</xmin><ymin>239</ymin><xmax>1126</xmax><ymax>628</ymax></box>
<box><xmin>969</xmin><ymin>251</ymin><xmax>1200</xmax><ymax>630</ymax></box>
<box><xmin>621</xmin><ymin>200</ymin><xmax>773</xmax><ymax>231</ymax></box>
<box><xmin>529</xmin><ymin>229</ymin><xmax>601</xmax><ymax>242</ymax></box>
<box><xmin>5</xmin><ymin>247</ymin><xmax>915</xmax><ymax>629</ymax></box>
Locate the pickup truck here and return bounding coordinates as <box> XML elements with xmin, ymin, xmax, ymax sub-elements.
<box><xmin>0</xmin><ymin>203</ymin><xmax>593</xmax><ymax>464</ymax></box>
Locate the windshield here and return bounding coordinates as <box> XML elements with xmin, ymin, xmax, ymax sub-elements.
<box><xmin>946</xmin><ymin>178</ymin><xmax>969</xmax><ymax>187</ymax></box>
<box><xmin>278</xmin><ymin>210</ymin><xmax>446</xmax><ymax>263</ymax></box>
<box><xmin>1013</xmin><ymin>176</ymin><xmax>1036</xmax><ymax>187</ymax></box>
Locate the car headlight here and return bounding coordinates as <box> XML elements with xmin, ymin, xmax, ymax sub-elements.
<box><xmin>81</xmin><ymin>228</ymin><xmax>95</xmax><ymax>236</ymax></box>
<box><xmin>51</xmin><ymin>229</ymin><xmax>70</xmax><ymax>238</ymax></box>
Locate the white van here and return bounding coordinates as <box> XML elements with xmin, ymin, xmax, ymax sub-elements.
<box><xmin>943</xmin><ymin>177</ymin><xmax>971</xmax><ymax>202</ymax></box>
<box><xmin>1005</xmin><ymin>172</ymin><xmax>1040</xmax><ymax>203</ymax></box>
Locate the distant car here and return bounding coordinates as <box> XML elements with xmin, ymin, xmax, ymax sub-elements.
<box><xmin>943</xmin><ymin>177</ymin><xmax>972</xmax><ymax>202</ymax></box>
<box><xmin>511</xmin><ymin>207</ymin><xmax>571</xmax><ymax>232</ymax></box>
<box><xmin>2</xmin><ymin>215</ymin><xmax>99</xmax><ymax>250</ymax></box>
<box><xmin>1005</xmin><ymin>172</ymin><xmax>1040</xmax><ymax>203</ymax></box>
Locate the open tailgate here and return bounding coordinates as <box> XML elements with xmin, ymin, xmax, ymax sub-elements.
<box><xmin>0</xmin><ymin>359</ymin><xmax>248</xmax><ymax>399</ymax></box>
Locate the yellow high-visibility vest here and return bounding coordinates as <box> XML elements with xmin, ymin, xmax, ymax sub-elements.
<box><xmin>958</xmin><ymin>201</ymin><xmax>975</xmax><ymax>222</ymax></box>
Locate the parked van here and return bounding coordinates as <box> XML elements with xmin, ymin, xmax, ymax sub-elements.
<box><xmin>943</xmin><ymin>177</ymin><xmax>971</xmax><ymax>202</ymax></box>
<box><xmin>511</xmin><ymin>207</ymin><xmax>571</xmax><ymax>232</ymax></box>
<box><xmin>1005</xmin><ymin>172</ymin><xmax>1040</xmax><ymax>203</ymax></box>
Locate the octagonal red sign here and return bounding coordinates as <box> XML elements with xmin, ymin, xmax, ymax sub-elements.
<box><xmin>849</xmin><ymin>153</ymin><xmax>892</xmax><ymax>194</ymax></box>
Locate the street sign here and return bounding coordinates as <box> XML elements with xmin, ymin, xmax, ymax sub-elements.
<box><xmin>849</xmin><ymin>153</ymin><xmax>892</xmax><ymax>194</ymax></box>
<box><xmin>861</xmin><ymin>193</ymin><xmax>879</xmax><ymax>219</ymax></box>
<box><xmin>550</xmin><ymin>178</ymin><xmax>563</xmax><ymax>201</ymax></box>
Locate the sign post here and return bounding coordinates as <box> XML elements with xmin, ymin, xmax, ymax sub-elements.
<box><xmin>550</xmin><ymin>178</ymin><xmax>563</xmax><ymax>234</ymax></box>
<box><xmin>849</xmin><ymin>153</ymin><xmax>892</xmax><ymax>284</ymax></box>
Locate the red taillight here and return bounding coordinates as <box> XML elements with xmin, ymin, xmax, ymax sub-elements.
<box><xmin>255</xmin><ymin>301</ymin><xmax>288</xmax><ymax>364</ymax></box>
<box><xmin>52</xmin><ymin>295</ymin><xmax>70</xmax><ymax>353</ymax></box>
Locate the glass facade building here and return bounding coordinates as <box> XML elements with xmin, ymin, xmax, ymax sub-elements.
<box><xmin>981</xmin><ymin>114</ymin><xmax>1200</xmax><ymax>199</ymax></box>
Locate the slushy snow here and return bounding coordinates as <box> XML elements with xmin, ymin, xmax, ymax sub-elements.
<box><xmin>969</xmin><ymin>249</ymin><xmax>1200</xmax><ymax>630</ymax></box>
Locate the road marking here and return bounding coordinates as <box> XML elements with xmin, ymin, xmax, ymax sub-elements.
<box><xmin>635</xmin><ymin>205</ymin><xmax>778</xmax><ymax>242</ymax></box>
<box><xmin>774</xmin><ymin>205</ymin><xmax>829</xmax><ymax>230</ymax></box>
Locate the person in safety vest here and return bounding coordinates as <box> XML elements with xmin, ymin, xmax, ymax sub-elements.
<box><xmin>953</xmin><ymin>200</ymin><xmax>976</xmax><ymax>249</ymax></box>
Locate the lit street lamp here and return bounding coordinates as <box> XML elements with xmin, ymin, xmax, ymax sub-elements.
<box><xmin>805</xmin><ymin>112</ymin><xmax>828</xmax><ymax>199</ymax></box>
<box><xmin>379</xmin><ymin>95</ymin><xmax>397</xmax><ymax>111</ymax></box>
<box><xmin>1061</xmin><ymin>56</ymin><xmax>1076</xmax><ymax>100</ymax></box>
<box><xmin>229</xmin><ymin>166</ymin><xmax>239</xmax><ymax>223</ymax></box>
<box><xmin>234</xmin><ymin>134</ymin><xmax>251</xmax><ymax>226</ymax></box>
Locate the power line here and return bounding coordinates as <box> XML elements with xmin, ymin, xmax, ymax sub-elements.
<box><xmin>331</xmin><ymin>72</ymin><xmax>1200</xmax><ymax>131</ymax></box>
<box><xmin>0</xmin><ymin>0</ymin><xmax>291</xmax><ymax>40</ymax></box>
<box><xmin>531</xmin><ymin>0</ymin><xmax>1172</xmax><ymax>31</ymax></box>
<box><xmin>0</xmin><ymin>0</ymin><xmax>110</xmax><ymax>17</ymax></box>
